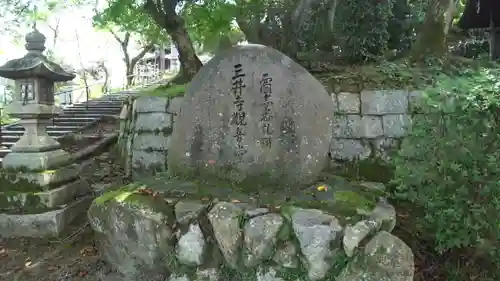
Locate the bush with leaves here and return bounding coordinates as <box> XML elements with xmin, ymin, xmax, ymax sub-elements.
<box><xmin>334</xmin><ymin>0</ymin><xmax>394</xmax><ymax>63</ymax></box>
<box><xmin>391</xmin><ymin>68</ymin><xmax>500</xmax><ymax>257</ymax></box>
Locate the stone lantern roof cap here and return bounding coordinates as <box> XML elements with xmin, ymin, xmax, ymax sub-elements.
<box><xmin>0</xmin><ymin>28</ymin><xmax>76</xmax><ymax>82</ymax></box>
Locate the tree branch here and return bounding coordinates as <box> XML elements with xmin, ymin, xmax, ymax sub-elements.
<box><xmin>124</xmin><ymin>32</ymin><xmax>130</xmax><ymax>47</ymax></box>
<box><xmin>108</xmin><ymin>28</ymin><xmax>124</xmax><ymax>45</ymax></box>
<box><xmin>131</xmin><ymin>43</ymin><xmax>155</xmax><ymax>68</ymax></box>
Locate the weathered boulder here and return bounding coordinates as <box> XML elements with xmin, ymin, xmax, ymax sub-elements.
<box><xmin>243</xmin><ymin>213</ymin><xmax>283</xmax><ymax>267</ymax></box>
<box><xmin>207</xmin><ymin>202</ymin><xmax>244</xmax><ymax>269</ymax></box>
<box><xmin>337</xmin><ymin>231</ymin><xmax>414</xmax><ymax>281</ymax></box>
<box><xmin>168</xmin><ymin>44</ymin><xmax>334</xmax><ymax>185</ymax></box>
<box><xmin>289</xmin><ymin>207</ymin><xmax>344</xmax><ymax>281</ymax></box>
<box><xmin>87</xmin><ymin>189</ymin><xmax>176</xmax><ymax>280</ymax></box>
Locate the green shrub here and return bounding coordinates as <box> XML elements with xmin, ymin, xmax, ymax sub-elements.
<box><xmin>334</xmin><ymin>0</ymin><xmax>394</xmax><ymax>63</ymax></box>
<box><xmin>391</xmin><ymin>68</ymin><xmax>500</xmax><ymax>256</ymax></box>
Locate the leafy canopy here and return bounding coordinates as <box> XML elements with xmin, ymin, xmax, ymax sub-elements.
<box><xmin>181</xmin><ymin>0</ymin><xmax>241</xmax><ymax>51</ymax></box>
<box><xmin>93</xmin><ymin>0</ymin><xmax>168</xmax><ymax>45</ymax></box>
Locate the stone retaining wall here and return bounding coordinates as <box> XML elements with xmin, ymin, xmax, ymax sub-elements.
<box><xmin>88</xmin><ymin>182</ymin><xmax>414</xmax><ymax>281</ymax></box>
<box><xmin>118</xmin><ymin>96</ymin><xmax>183</xmax><ymax>177</ymax></box>
<box><xmin>118</xmin><ymin>89</ymin><xmax>419</xmax><ymax>176</ymax></box>
<box><xmin>331</xmin><ymin>90</ymin><xmax>417</xmax><ymax>161</ymax></box>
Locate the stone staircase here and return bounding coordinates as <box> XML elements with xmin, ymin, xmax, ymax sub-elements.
<box><xmin>0</xmin><ymin>93</ymin><xmax>130</xmax><ymax>162</ymax></box>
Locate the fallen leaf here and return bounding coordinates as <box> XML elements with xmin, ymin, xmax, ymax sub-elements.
<box><xmin>80</xmin><ymin>246</ymin><xmax>98</xmax><ymax>256</ymax></box>
<box><xmin>316</xmin><ymin>185</ymin><xmax>328</xmax><ymax>191</ymax></box>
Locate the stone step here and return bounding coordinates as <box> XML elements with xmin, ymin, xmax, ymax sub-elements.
<box><xmin>67</xmin><ymin>105</ymin><xmax>123</xmax><ymax>110</ymax></box>
<box><xmin>0</xmin><ymin>149</ymin><xmax>9</xmax><ymax>158</ymax></box>
<box><xmin>58</xmin><ymin>113</ymin><xmax>107</xmax><ymax>118</ymax></box>
<box><xmin>6</xmin><ymin>125</ymin><xmax>82</xmax><ymax>131</ymax></box>
<box><xmin>53</xmin><ymin>116</ymin><xmax>96</xmax><ymax>121</ymax></box>
<box><xmin>71</xmin><ymin>101</ymin><xmax>124</xmax><ymax>105</ymax></box>
<box><xmin>81</xmin><ymin>99</ymin><xmax>126</xmax><ymax>103</ymax></box>
<box><xmin>51</xmin><ymin>121</ymin><xmax>93</xmax><ymax>127</ymax></box>
<box><xmin>62</xmin><ymin>109</ymin><xmax>122</xmax><ymax>114</ymax></box>
<box><xmin>0</xmin><ymin>131</ymin><xmax>67</xmax><ymax>139</ymax></box>
<box><xmin>0</xmin><ymin>94</ymin><xmax>127</xmax><ymax>161</ymax></box>
<box><xmin>1</xmin><ymin>129</ymin><xmax>74</xmax><ymax>136</ymax></box>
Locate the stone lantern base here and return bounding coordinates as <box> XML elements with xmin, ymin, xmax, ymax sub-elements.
<box><xmin>0</xmin><ymin>160</ymin><xmax>93</xmax><ymax>237</ymax></box>
<box><xmin>2</xmin><ymin>149</ymin><xmax>71</xmax><ymax>170</ymax></box>
<box><xmin>0</xmin><ymin>106</ymin><xmax>88</xmax><ymax>238</ymax></box>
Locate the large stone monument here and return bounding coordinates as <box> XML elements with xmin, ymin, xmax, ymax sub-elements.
<box><xmin>0</xmin><ymin>28</ymin><xmax>91</xmax><ymax>237</ymax></box>
<box><xmin>168</xmin><ymin>44</ymin><xmax>335</xmax><ymax>186</ymax></box>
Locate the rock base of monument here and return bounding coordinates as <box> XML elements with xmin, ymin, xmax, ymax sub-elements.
<box><xmin>88</xmin><ymin>177</ymin><xmax>414</xmax><ymax>281</ymax></box>
<box><xmin>0</xmin><ymin>162</ymin><xmax>93</xmax><ymax>238</ymax></box>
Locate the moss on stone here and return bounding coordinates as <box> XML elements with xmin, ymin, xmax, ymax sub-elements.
<box><xmin>0</xmin><ymin>188</ymin><xmax>63</xmax><ymax>214</ymax></box>
<box><xmin>0</xmin><ymin>191</ymin><xmax>42</xmax><ymax>213</ymax></box>
<box><xmin>314</xmin><ymin>56</ymin><xmax>500</xmax><ymax>93</ymax></box>
<box><xmin>0</xmin><ymin>172</ymin><xmax>44</xmax><ymax>192</ymax></box>
<box><xmin>94</xmin><ymin>183</ymin><xmax>145</xmax><ymax>205</ymax></box>
<box><xmin>130</xmin><ymin>166</ymin><xmax>383</xmax><ymax>225</ymax></box>
<box><xmin>94</xmin><ymin>183</ymin><xmax>173</xmax><ymax>217</ymax></box>
<box><xmin>140</xmin><ymin>83</ymin><xmax>187</xmax><ymax>98</ymax></box>
<box><xmin>333</xmin><ymin>158</ymin><xmax>394</xmax><ymax>184</ymax></box>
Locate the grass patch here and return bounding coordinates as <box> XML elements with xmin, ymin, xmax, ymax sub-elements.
<box><xmin>139</xmin><ymin>83</ymin><xmax>187</xmax><ymax>98</ymax></box>
<box><xmin>314</xmin><ymin>56</ymin><xmax>500</xmax><ymax>93</ymax></box>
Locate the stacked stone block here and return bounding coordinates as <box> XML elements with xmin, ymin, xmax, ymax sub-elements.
<box><xmin>330</xmin><ymin>90</ymin><xmax>418</xmax><ymax>161</ymax></box>
<box><xmin>118</xmin><ymin>96</ymin><xmax>182</xmax><ymax>178</ymax></box>
<box><xmin>119</xmin><ymin>90</ymin><xmax>423</xmax><ymax>174</ymax></box>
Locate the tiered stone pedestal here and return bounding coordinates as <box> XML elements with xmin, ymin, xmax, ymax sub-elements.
<box><xmin>0</xmin><ymin>159</ymin><xmax>92</xmax><ymax>238</ymax></box>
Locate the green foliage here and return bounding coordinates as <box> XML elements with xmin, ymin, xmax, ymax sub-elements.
<box><xmin>140</xmin><ymin>83</ymin><xmax>187</xmax><ymax>97</ymax></box>
<box><xmin>181</xmin><ymin>0</ymin><xmax>242</xmax><ymax>52</ymax></box>
<box><xmin>391</xmin><ymin>67</ymin><xmax>500</xmax><ymax>256</ymax></box>
<box><xmin>0</xmin><ymin>0</ymin><xmax>84</xmax><ymax>38</ymax></box>
<box><xmin>334</xmin><ymin>0</ymin><xmax>394</xmax><ymax>63</ymax></box>
<box><xmin>93</xmin><ymin>0</ymin><xmax>168</xmax><ymax>45</ymax></box>
<box><xmin>387</xmin><ymin>0</ymin><xmax>413</xmax><ymax>52</ymax></box>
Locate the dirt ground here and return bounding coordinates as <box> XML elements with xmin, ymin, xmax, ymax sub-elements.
<box><xmin>0</xmin><ymin>118</ymin><xmax>126</xmax><ymax>281</ymax></box>
<box><xmin>0</xmin><ymin>223</ymin><xmax>115</xmax><ymax>281</ymax></box>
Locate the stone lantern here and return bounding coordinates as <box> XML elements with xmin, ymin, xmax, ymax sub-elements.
<box><xmin>0</xmin><ymin>27</ymin><xmax>75</xmax><ymax>170</ymax></box>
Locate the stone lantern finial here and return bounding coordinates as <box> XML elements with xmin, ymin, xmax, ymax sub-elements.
<box><xmin>24</xmin><ymin>27</ymin><xmax>46</xmax><ymax>53</ymax></box>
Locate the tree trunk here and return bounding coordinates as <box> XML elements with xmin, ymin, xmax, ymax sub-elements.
<box><xmin>169</xmin><ymin>26</ymin><xmax>202</xmax><ymax>83</ymax></box>
<box><xmin>110</xmin><ymin>30</ymin><xmax>155</xmax><ymax>87</ymax></box>
<box><xmin>126</xmin><ymin>64</ymin><xmax>134</xmax><ymax>87</ymax></box>
<box><xmin>102</xmin><ymin>65</ymin><xmax>110</xmax><ymax>94</ymax></box>
<box><xmin>410</xmin><ymin>0</ymin><xmax>456</xmax><ymax>61</ymax></box>
<box><xmin>144</xmin><ymin>0</ymin><xmax>202</xmax><ymax>83</ymax></box>
<box><xmin>130</xmin><ymin>44</ymin><xmax>155</xmax><ymax>86</ymax></box>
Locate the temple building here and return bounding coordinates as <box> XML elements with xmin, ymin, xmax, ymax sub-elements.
<box><xmin>133</xmin><ymin>45</ymin><xmax>179</xmax><ymax>84</ymax></box>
